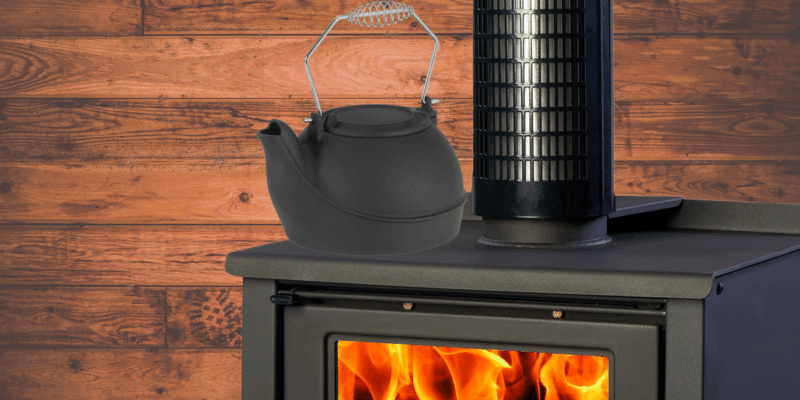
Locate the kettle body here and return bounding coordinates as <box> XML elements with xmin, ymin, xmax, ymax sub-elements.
<box><xmin>258</xmin><ymin>103</ymin><xmax>467</xmax><ymax>255</ymax></box>
<box><xmin>257</xmin><ymin>1</ymin><xmax>464</xmax><ymax>255</ymax></box>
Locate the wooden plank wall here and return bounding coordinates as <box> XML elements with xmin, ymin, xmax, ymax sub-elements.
<box><xmin>0</xmin><ymin>0</ymin><xmax>798</xmax><ymax>397</ymax></box>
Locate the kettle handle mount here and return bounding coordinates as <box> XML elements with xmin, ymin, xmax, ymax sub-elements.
<box><xmin>303</xmin><ymin>1</ymin><xmax>440</xmax><ymax>121</ymax></box>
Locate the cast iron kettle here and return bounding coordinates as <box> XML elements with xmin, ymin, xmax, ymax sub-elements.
<box><xmin>258</xmin><ymin>1</ymin><xmax>466</xmax><ymax>255</ymax></box>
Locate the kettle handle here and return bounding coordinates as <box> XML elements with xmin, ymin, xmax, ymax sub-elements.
<box><xmin>303</xmin><ymin>1</ymin><xmax>439</xmax><ymax>118</ymax></box>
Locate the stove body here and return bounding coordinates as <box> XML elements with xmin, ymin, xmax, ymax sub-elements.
<box><xmin>227</xmin><ymin>198</ymin><xmax>800</xmax><ymax>400</ymax></box>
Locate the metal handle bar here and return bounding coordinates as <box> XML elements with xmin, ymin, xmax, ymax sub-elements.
<box><xmin>304</xmin><ymin>1</ymin><xmax>439</xmax><ymax>116</ymax></box>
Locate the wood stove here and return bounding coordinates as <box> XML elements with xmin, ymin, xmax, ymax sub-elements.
<box><xmin>226</xmin><ymin>197</ymin><xmax>800</xmax><ymax>400</ymax></box>
<box><xmin>232</xmin><ymin>1</ymin><xmax>800</xmax><ymax>398</ymax></box>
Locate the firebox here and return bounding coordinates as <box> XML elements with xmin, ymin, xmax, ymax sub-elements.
<box><xmin>226</xmin><ymin>197</ymin><xmax>800</xmax><ymax>400</ymax></box>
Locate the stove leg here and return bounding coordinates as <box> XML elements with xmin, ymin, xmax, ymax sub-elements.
<box><xmin>242</xmin><ymin>278</ymin><xmax>278</xmax><ymax>400</ymax></box>
<box><xmin>665</xmin><ymin>299</ymin><xmax>704</xmax><ymax>400</ymax></box>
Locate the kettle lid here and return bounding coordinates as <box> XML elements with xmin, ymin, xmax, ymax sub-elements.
<box><xmin>323</xmin><ymin>104</ymin><xmax>433</xmax><ymax>138</ymax></box>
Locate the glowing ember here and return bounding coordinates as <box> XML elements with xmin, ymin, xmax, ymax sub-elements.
<box><xmin>338</xmin><ymin>341</ymin><xmax>608</xmax><ymax>400</ymax></box>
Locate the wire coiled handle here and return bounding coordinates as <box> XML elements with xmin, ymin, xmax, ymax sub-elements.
<box><xmin>347</xmin><ymin>1</ymin><xmax>413</xmax><ymax>27</ymax></box>
<box><xmin>304</xmin><ymin>1</ymin><xmax>439</xmax><ymax>117</ymax></box>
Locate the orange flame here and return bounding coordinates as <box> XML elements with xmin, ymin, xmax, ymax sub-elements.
<box><xmin>338</xmin><ymin>341</ymin><xmax>608</xmax><ymax>400</ymax></box>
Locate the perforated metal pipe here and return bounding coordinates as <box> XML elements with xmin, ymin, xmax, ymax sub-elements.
<box><xmin>472</xmin><ymin>0</ymin><xmax>614</xmax><ymax>222</ymax></box>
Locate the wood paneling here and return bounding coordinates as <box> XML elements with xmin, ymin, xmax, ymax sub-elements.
<box><xmin>0</xmin><ymin>161</ymin><xmax>275</xmax><ymax>224</ymax></box>
<box><xmin>2</xmin><ymin>36</ymin><xmax>799</xmax><ymax>100</ymax></box>
<box><xmin>142</xmin><ymin>0</ymin><xmax>800</xmax><ymax>35</ymax></box>
<box><xmin>143</xmin><ymin>0</ymin><xmax>473</xmax><ymax>35</ymax></box>
<box><xmin>615</xmin><ymin>161</ymin><xmax>800</xmax><ymax>203</ymax></box>
<box><xmin>3</xmin><ymin>98</ymin><xmax>800</xmax><ymax>162</ymax></box>
<box><xmin>614</xmin><ymin>0</ymin><xmax>800</xmax><ymax>35</ymax></box>
<box><xmin>614</xmin><ymin>100</ymin><xmax>800</xmax><ymax>161</ymax></box>
<box><xmin>0</xmin><ymin>287</ymin><xmax>165</xmax><ymax>347</ymax></box>
<box><xmin>0</xmin><ymin>287</ymin><xmax>245</xmax><ymax>349</ymax></box>
<box><xmin>0</xmin><ymin>35</ymin><xmax>470</xmax><ymax>99</ymax></box>
<box><xmin>167</xmin><ymin>288</ymin><xmax>242</xmax><ymax>348</ymax></box>
<box><xmin>0</xmin><ymin>160</ymin><xmax>473</xmax><ymax>224</ymax></box>
<box><xmin>613</xmin><ymin>36</ymin><xmax>800</xmax><ymax>101</ymax></box>
<box><xmin>0</xmin><ymin>349</ymin><xmax>241</xmax><ymax>399</ymax></box>
<box><xmin>0</xmin><ymin>225</ymin><xmax>276</xmax><ymax>286</ymax></box>
<box><xmin>0</xmin><ymin>0</ymin><xmax>142</xmax><ymax>36</ymax></box>
<box><xmin>0</xmin><ymin>99</ymin><xmax>473</xmax><ymax>160</ymax></box>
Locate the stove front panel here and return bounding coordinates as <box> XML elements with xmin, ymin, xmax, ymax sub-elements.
<box><xmin>282</xmin><ymin>301</ymin><xmax>660</xmax><ymax>399</ymax></box>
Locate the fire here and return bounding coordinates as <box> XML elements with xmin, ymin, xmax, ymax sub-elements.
<box><xmin>338</xmin><ymin>341</ymin><xmax>608</xmax><ymax>400</ymax></box>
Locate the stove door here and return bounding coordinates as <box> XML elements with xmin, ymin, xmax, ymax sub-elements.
<box><xmin>282</xmin><ymin>303</ymin><xmax>660</xmax><ymax>400</ymax></box>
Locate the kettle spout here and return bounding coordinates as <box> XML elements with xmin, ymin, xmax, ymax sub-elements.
<box><xmin>257</xmin><ymin>119</ymin><xmax>307</xmax><ymax>172</ymax></box>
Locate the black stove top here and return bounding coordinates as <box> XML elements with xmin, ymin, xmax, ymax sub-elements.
<box><xmin>227</xmin><ymin>197</ymin><xmax>800</xmax><ymax>299</ymax></box>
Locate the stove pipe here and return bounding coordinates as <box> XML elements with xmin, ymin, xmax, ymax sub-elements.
<box><xmin>472</xmin><ymin>0</ymin><xmax>615</xmax><ymax>247</ymax></box>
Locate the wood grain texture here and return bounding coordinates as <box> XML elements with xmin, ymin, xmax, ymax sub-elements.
<box><xmin>0</xmin><ymin>287</ymin><xmax>165</xmax><ymax>347</ymax></box>
<box><xmin>167</xmin><ymin>288</ymin><xmax>242</xmax><ymax>348</ymax></box>
<box><xmin>613</xmin><ymin>36</ymin><xmax>800</xmax><ymax>101</ymax></box>
<box><xmin>615</xmin><ymin>161</ymin><xmax>800</xmax><ymax>203</ymax></box>
<box><xmin>0</xmin><ymin>35</ymin><xmax>470</xmax><ymax>99</ymax></box>
<box><xmin>0</xmin><ymin>98</ymin><xmax>473</xmax><ymax>160</ymax></box>
<box><xmin>2</xmin><ymin>36</ymin><xmax>799</xmax><ymax>100</ymax></box>
<box><xmin>0</xmin><ymin>225</ymin><xmax>281</xmax><ymax>286</ymax></box>
<box><xmin>0</xmin><ymin>160</ymin><xmax>274</xmax><ymax>224</ymax></box>
<box><xmin>3</xmin><ymin>98</ymin><xmax>800</xmax><ymax>162</ymax></box>
<box><xmin>0</xmin><ymin>159</ymin><xmax>473</xmax><ymax>224</ymax></box>
<box><xmin>143</xmin><ymin>0</ymin><xmax>800</xmax><ymax>35</ymax></box>
<box><xmin>0</xmin><ymin>349</ymin><xmax>241</xmax><ymax>399</ymax></box>
<box><xmin>0</xmin><ymin>0</ymin><xmax>142</xmax><ymax>36</ymax></box>
<box><xmin>614</xmin><ymin>0</ymin><xmax>800</xmax><ymax>35</ymax></box>
<box><xmin>143</xmin><ymin>0</ymin><xmax>472</xmax><ymax>35</ymax></box>
<box><xmin>614</xmin><ymin>100</ymin><xmax>800</xmax><ymax>161</ymax></box>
